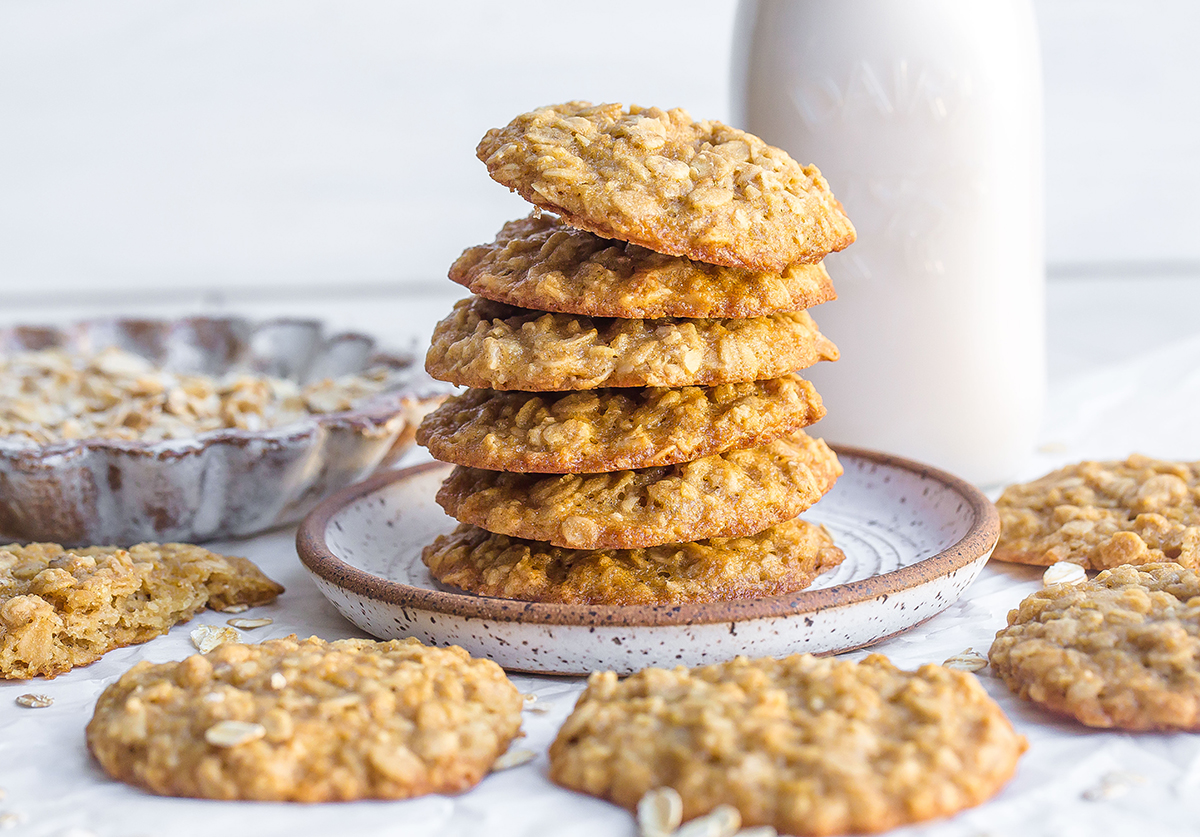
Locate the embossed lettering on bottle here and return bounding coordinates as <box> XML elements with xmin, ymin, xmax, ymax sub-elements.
<box><xmin>732</xmin><ymin>0</ymin><xmax>1045</xmax><ymax>485</ymax></box>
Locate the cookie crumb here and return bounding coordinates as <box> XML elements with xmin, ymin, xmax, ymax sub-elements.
<box><xmin>1082</xmin><ymin>771</ymin><xmax>1146</xmax><ymax>801</ymax></box>
<box><xmin>191</xmin><ymin>625</ymin><xmax>240</xmax><ymax>653</ymax></box>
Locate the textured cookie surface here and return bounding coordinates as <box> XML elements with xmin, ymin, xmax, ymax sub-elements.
<box><xmin>994</xmin><ymin>454</ymin><xmax>1200</xmax><ymax>569</ymax></box>
<box><xmin>449</xmin><ymin>213</ymin><xmax>836</xmax><ymax>319</ymax></box>
<box><xmin>425</xmin><ymin>296</ymin><xmax>837</xmax><ymax>391</ymax></box>
<box><xmin>549</xmin><ymin>654</ymin><xmax>1026</xmax><ymax>836</ymax></box>
<box><xmin>436</xmin><ymin>431</ymin><xmax>841</xmax><ymax>549</ymax></box>
<box><xmin>0</xmin><ymin>542</ymin><xmax>284</xmax><ymax>679</ymax></box>
<box><xmin>86</xmin><ymin>636</ymin><xmax>524</xmax><ymax>801</ymax></box>
<box><xmin>990</xmin><ymin>562</ymin><xmax>1200</xmax><ymax>730</ymax></box>
<box><xmin>423</xmin><ymin>517</ymin><xmax>845</xmax><ymax>605</ymax></box>
<box><xmin>477</xmin><ymin>102</ymin><xmax>855</xmax><ymax>272</ymax></box>
<box><xmin>416</xmin><ymin>374</ymin><xmax>825</xmax><ymax>474</ymax></box>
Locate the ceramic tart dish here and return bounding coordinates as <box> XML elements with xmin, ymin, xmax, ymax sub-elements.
<box><xmin>0</xmin><ymin>316</ymin><xmax>443</xmax><ymax>546</ymax></box>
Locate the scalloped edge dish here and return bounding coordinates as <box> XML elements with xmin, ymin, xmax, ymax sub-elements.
<box><xmin>0</xmin><ymin>316</ymin><xmax>445</xmax><ymax>545</ymax></box>
<box><xmin>297</xmin><ymin>446</ymin><xmax>999</xmax><ymax>674</ymax></box>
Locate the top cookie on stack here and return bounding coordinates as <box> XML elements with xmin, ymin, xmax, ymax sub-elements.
<box><xmin>475</xmin><ymin>101</ymin><xmax>855</xmax><ymax>272</ymax></box>
<box><xmin>417</xmin><ymin>101</ymin><xmax>853</xmax><ymax>606</ymax></box>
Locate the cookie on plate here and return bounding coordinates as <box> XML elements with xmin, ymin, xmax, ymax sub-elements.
<box><xmin>416</xmin><ymin>374</ymin><xmax>825</xmax><ymax>474</ymax></box>
<box><xmin>449</xmin><ymin>213</ymin><xmax>836</xmax><ymax>319</ymax></box>
<box><xmin>990</xmin><ymin>562</ymin><xmax>1200</xmax><ymax>730</ymax></box>
<box><xmin>994</xmin><ymin>454</ymin><xmax>1200</xmax><ymax>569</ymax></box>
<box><xmin>436</xmin><ymin>431</ymin><xmax>841</xmax><ymax>550</ymax></box>
<box><xmin>0</xmin><ymin>542</ymin><xmax>283</xmax><ymax>679</ymax></box>
<box><xmin>477</xmin><ymin>102</ymin><xmax>855</xmax><ymax>272</ymax></box>
<box><xmin>423</xmin><ymin>517</ymin><xmax>845</xmax><ymax>605</ymax></box>
<box><xmin>86</xmin><ymin>635</ymin><xmax>524</xmax><ymax>801</ymax></box>
<box><xmin>549</xmin><ymin>654</ymin><xmax>1026</xmax><ymax>836</ymax></box>
<box><xmin>425</xmin><ymin>296</ymin><xmax>838</xmax><ymax>391</ymax></box>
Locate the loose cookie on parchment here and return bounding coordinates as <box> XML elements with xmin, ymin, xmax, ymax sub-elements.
<box><xmin>422</xmin><ymin>517</ymin><xmax>845</xmax><ymax>606</ymax></box>
<box><xmin>450</xmin><ymin>213</ymin><xmax>836</xmax><ymax>319</ymax></box>
<box><xmin>86</xmin><ymin>636</ymin><xmax>524</xmax><ymax>801</ymax></box>
<box><xmin>425</xmin><ymin>296</ymin><xmax>838</xmax><ymax>392</ymax></box>
<box><xmin>549</xmin><ymin>654</ymin><xmax>1026</xmax><ymax>837</ymax></box>
<box><xmin>990</xmin><ymin>562</ymin><xmax>1200</xmax><ymax>730</ymax></box>
<box><xmin>0</xmin><ymin>542</ymin><xmax>283</xmax><ymax>680</ymax></box>
<box><xmin>415</xmin><ymin>374</ymin><xmax>825</xmax><ymax>474</ymax></box>
<box><xmin>477</xmin><ymin>102</ymin><xmax>855</xmax><ymax>272</ymax></box>
<box><xmin>435</xmin><ymin>431</ymin><xmax>841</xmax><ymax>550</ymax></box>
<box><xmin>993</xmin><ymin>454</ymin><xmax>1200</xmax><ymax>569</ymax></box>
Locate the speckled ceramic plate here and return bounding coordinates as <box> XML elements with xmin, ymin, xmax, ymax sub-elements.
<box><xmin>297</xmin><ymin>446</ymin><xmax>998</xmax><ymax>674</ymax></box>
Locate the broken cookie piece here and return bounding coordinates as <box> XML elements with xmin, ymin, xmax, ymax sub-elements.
<box><xmin>0</xmin><ymin>541</ymin><xmax>283</xmax><ymax>679</ymax></box>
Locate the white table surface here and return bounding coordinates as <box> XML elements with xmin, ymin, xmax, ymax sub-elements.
<box><xmin>2</xmin><ymin>273</ymin><xmax>1200</xmax><ymax>837</ymax></box>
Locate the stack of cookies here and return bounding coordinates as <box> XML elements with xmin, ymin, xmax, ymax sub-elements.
<box><xmin>417</xmin><ymin>102</ymin><xmax>855</xmax><ymax>606</ymax></box>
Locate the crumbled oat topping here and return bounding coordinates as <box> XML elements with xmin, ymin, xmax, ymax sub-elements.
<box><xmin>0</xmin><ymin>347</ymin><xmax>401</xmax><ymax>444</ymax></box>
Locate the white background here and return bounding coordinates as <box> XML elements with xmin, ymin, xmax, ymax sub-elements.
<box><xmin>1</xmin><ymin>0</ymin><xmax>1198</xmax><ymax>308</ymax></box>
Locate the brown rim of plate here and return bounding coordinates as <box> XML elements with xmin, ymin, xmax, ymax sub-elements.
<box><xmin>295</xmin><ymin>446</ymin><xmax>1000</xmax><ymax>629</ymax></box>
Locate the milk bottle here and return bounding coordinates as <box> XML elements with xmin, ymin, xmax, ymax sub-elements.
<box><xmin>731</xmin><ymin>0</ymin><xmax>1044</xmax><ymax>485</ymax></box>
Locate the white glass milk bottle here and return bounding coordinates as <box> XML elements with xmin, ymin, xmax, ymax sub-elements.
<box><xmin>731</xmin><ymin>0</ymin><xmax>1045</xmax><ymax>486</ymax></box>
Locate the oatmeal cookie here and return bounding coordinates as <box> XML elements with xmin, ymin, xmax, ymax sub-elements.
<box><xmin>416</xmin><ymin>374</ymin><xmax>825</xmax><ymax>474</ymax></box>
<box><xmin>994</xmin><ymin>454</ymin><xmax>1200</xmax><ymax>569</ymax></box>
<box><xmin>0</xmin><ymin>542</ymin><xmax>283</xmax><ymax>679</ymax></box>
<box><xmin>86</xmin><ymin>635</ymin><xmax>523</xmax><ymax>800</ymax></box>
<box><xmin>449</xmin><ymin>213</ymin><xmax>836</xmax><ymax>319</ymax></box>
<box><xmin>422</xmin><ymin>517</ymin><xmax>845</xmax><ymax>605</ymax></box>
<box><xmin>425</xmin><ymin>296</ymin><xmax>838</xmax><ymax>391</ymax></box>
<box><xmin>477</xmin><ymin>102</ymin><xmax>855</xmax><ymax>272</ymax></box>
<box><xmin>436</xmin><ymin>431</ymin><xmax>841</xmax><ymax>550</ymax></box>
<box><xmin>990</xmin><ymin>562</ymin><xmax>1200</xmax><ymax>730</ymax></box>
<box><xmin>549</xmin><ymin>654</ymin><xmax>1026</xmax><ymax>836</ymax></box>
